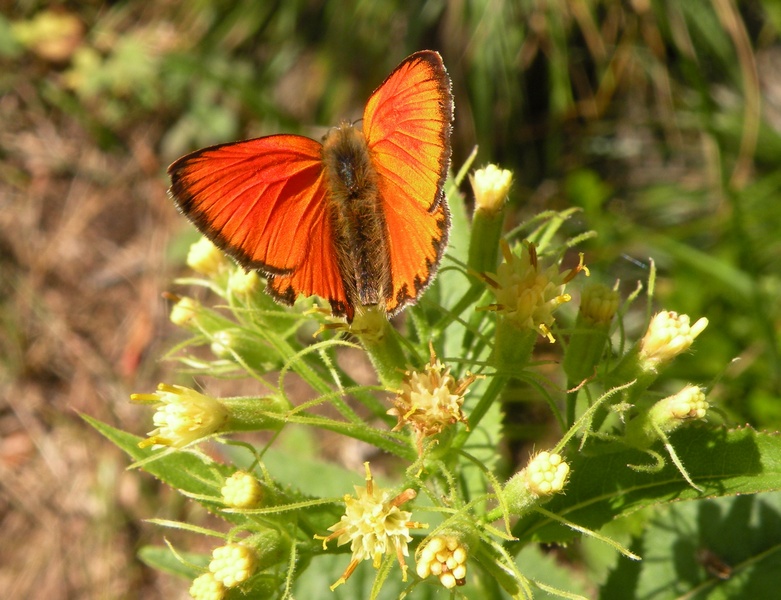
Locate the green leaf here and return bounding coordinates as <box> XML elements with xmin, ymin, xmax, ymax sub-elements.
<box><xmin>602</xmin><ymin>492</ymin><xmax>781</xmax><ymax>599</ymax></box>
<box><xmin>462</xmin><ymin>375</ymin><xmax>505</xmax><ymax>504</ymax></box>
<box><xmin>294</xmin><ymin>553</ymin><xmax>405</xmax><ymax>600</ymax></box>
<box><xmin>427</xmin><ymin>168</ymin><xmax>473</xmax><ymax>336</ymax></box>
<box><xmin>83</xmin><ymin>414</ymin><xmax>234</xmax><ymax>518</ymax></box>
<box><xmin>516</xmin><ymin>543</ymin><xmax>590</xmax><ymax>599</ymax></box>
<box><xmin>137</xmin><ymin>545</ymin><xmax>207</xmax><ymax>580</ymax></box>
<box><xmin>512</xmin><ymin>426</ymin><xmax>781</xmax><ymax>544</ymax></box>
<box><xmin>250</xmin><ymin>433</ymin><xmax>363</xmax><ymax>498</ymax></box>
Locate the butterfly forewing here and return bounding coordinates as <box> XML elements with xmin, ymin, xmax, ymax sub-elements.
<box><xmin>362</xmin><ymin>50</ymin><xmax>453</xmax><ymax>315</ymax></box>
<box><xmin>168</xmin><ymin>134</ymin><xmax>350</xmax><ymax>312</ymax></box>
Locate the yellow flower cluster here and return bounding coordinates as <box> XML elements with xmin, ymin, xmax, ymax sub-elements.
<box><xmin>189</xmin><ymin>572</ymin><xmax>225</xmax><ymax>600</ymax></box>
<box><xmin>316</xmin><ymin>463</ymin><xmax>425</xmax><ymax>590</ymax></box>
<box><xmin>663</xmin><ymin>385</ymin><xmax>709</xmax><ymax>421</ymax></box>
<box><xmin>523</xmin><ymin>451</ymin><xmax>570</xmax><ymax>497</ymax></box>
<box><xmin>388</xmin><ymin>353</ymin><xmax>473</xmax><ymax>452</ymax></box>
<box><xmin>416</xmin><ymin>536</ymin><xmax>468</xmax><ymax>589</ymax></box>
<box><xmin>483</xmin><ymin>241</ymin><xmax>583</xmax><ymax>342</ymax></box>
<box><xmin>208</xmin><ymin>543</ymin><xmax>257</xmax><ymax>588</ymax></box>
<box><xmin>132</xmin><ymin>384</ymin><xmax>227</xmax><ymax>449</ymax></box>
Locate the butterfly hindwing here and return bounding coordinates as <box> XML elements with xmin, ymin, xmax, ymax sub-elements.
<box><xmin>168</xmin><ymin>134</ymin><xmax>350</xmax><ymax>314</ymax></box>
<box><xmin>362</xmin><ymin>50</ymin><xmax>453</xmax><ymax>315</ymax></box>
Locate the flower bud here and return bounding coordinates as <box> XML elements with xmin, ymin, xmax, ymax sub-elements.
<box><xmin>563</xmin><ymin>283</ymin><xmax>619</xmax><ymax>382</ymax></box>
<box><xmin>209</xmin><ymin>543</ymin><xmax>257</xmax><ymax>588</ymax></box>
<box><xmin>579</xmin><ymin>281</ymin><xmax>620</xmax><ymax>325</ymax></box>
<box><xmin>221</xmin><ymin>471</ymin><xmax>264</xmax><ymax>509</ymax></box>
<box><xmin>639</xmin><ymin>311</ymin><xmax>708</xmax><ymax>370</ymax></box>
<box><xmin>210</xmin><ymin>328</ymin><xmax>282</xmax><ymax>372</ymax></box>
<box><xmin>228</xmin><ymin>268</ymin><xmax>260</xmax><ymax>295</ymax></box>
<box><xmin>523</xmin><ymin>451</ymin><xmax>570</xmax><ymax>496</ymax></box>
<box><xmin>187</xmin><ymin>236</ymin><xmax>228</xmax><ymax>278</ymax></box>
<box><xmin>610</xmin><ymin>311</ymin><xmax>709</xmax><ymax>398</ymax></box>
<box><xmin>625</xmin><ymin>385</ymin><xmax>709</xmax><ymax>449</ymax></box>
<box><xmin>470</xmin><ymin>164</ymin><xmax>513</xmax><ymax>214</ymax></box>
<box><xmin>169</xmin><ymin>297</ymin><xmax>235</xmax><ymax>333</ymax></box>
<box><xmin>467</xmin><ymin>165</ymin><xmax>513</xmax><ymax>276</ymax></box>
<box><xmin>170</xmin><ymin>296</ymin><xmax>200</xmax><ymax>327</ymax></box>
<box><xmin>503</xmin><ymin>451</ymin><xmax>571</xmax><ymax>515</ymax></box>
<box><xmin>189</xmin><ymin>572</ymin><xmax>225</xmax><ymax>600</ymax></box>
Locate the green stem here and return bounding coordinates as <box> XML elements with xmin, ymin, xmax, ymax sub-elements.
<box><xmin>468</xmin><ymin>208</ymin><xmax>505</xmax><ymax>274</ymax></box>
<box><xmin>358</xmin><ymin>319</ymin><xmax>409</xmax><ymax>388</ymax></box>
<box><xmin>223</xmin><ymin>395</ymin><xmax>291</xmax><ymax>432</ymax></box>
<box><xmin>565</xmin><ymin>388</ymin><xmax>577</xmax><ymax>429</ymax></box>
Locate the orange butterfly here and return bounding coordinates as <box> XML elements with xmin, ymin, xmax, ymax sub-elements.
<box><xmin>168</xmin><ymin>50</ymin><xmax>453</xmax><ymax>322</ymax></box>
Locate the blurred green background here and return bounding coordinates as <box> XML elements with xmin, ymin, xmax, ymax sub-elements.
<box><xmin>2</xmin><ymin>1</ymin><xmax>780</xmax><ymax>597</ymax></box>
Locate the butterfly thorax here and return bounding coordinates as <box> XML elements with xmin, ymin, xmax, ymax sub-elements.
<box><xmin>321</xmin><ymin>123</ymin><xmax>393</xmax><ymax>313</ymax></box>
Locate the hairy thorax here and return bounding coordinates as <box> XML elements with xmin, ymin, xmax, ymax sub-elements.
<box><xmin>321</xmin><ymin>123</ymin><xmax>392</xmax><ymax>309</ymax></box>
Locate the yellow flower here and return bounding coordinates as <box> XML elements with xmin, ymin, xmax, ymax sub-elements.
<box><xmin>209</xmin><ymin>543</ymin><xmax>257</xmax><ymax>588</ymax></box>
<box><xmin>169</xmin><ymin>296</ymin><xmax>201</xmax><ymax>327</ymax></box>
<box><xmin>388</xmin><ymin>349</ymin><xmax>473</xmax><ymax>453</ymax></box>
<box><xmin>416</xmin><ymin>536</ymin><xmax>468</xmax><ymax>589</ymax></box>
<box><xmin>189</xmin><ymin>572</ymin><xmax>226</xmax><ymax>600</ymax></box>
<box><xmin>470</xmin><ymin>164</ymin><xmax>513</xmax><ymax>214</ymax></box>
<box><xmin>221</xmin><ymin>471</ymin><xmax>264</xmax><ymax>509</ymax></box>
<box><xmin>187</xmin><ymin>236</ymin><xmax>228</xmax><ymax>277</ymax></box>
<box><xmin>639</xmin><ymin>311</ymin><xmax>708</xmax><ymax>369</ymax></box>
<box><xmin>482</xmin><ymin>241</ymin><xmax>584</xmax><ymax>342</ymax></box>
<box><xmin>132</xmin><ymin>383</ymin><xmax>228</xmax><ymax>449</ymax></box>
<box><xmin>315</xmin><ymin>463</ymin><xmax>426</xmax><ymax>590</ymax></box>
<box><xmin>228</xmin><ymin>268</ymin><xmax>260</xmax><ymax>294</ymax></box>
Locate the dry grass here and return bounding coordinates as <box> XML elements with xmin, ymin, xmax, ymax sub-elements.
<box><xmin>0</xmin><ymin>79</ymin><xmax>185</xmax><ymax>598</ymax></box>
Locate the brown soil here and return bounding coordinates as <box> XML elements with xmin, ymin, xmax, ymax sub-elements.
<box><xmin>0</xmin><ymin>72</ymin><xmax>185</xmax><ymax>599</ymax></box>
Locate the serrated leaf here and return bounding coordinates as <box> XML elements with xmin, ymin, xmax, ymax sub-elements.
<box><xmin>86</xmin><ymin>415</ymin><xmax>344</xmax><ymax>533</ymax></box>
<box><xmin>83</xmin><ymin>414</ymin><xmax>237</xmax><ymax>519</ymax></box>
<box><xmin>602</xmin><ymin>492</ymin><xmax>781</xmax><ymax>599</ymax></box>
<box><xmin>512</xmin><ymin>426</ymin><xmax>781</xmax><ymax>544</ymax></box>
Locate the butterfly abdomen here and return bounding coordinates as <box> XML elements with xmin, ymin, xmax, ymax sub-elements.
<box><xmin>321</xmin><ymin>123</ymin><xmax>393</xmax><ymax>312</ymax></box>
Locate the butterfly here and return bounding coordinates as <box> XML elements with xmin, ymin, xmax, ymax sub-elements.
<box><xmin>168</xmin><ymin>50</ymin><xmax>453</xmax><ymax>323</ymax></box>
